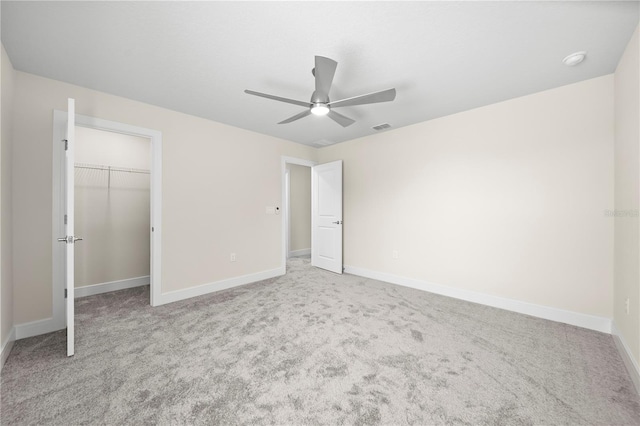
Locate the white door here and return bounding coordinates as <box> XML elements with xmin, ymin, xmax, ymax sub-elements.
<box><xmin>58</xmin><ymin>98</ymin><xmax>79</xmax><ymax>357</ymax></box>
<box><xmin>311</xmin><ymin>160</ymin><xmax>343</xmax><ymax>274</ymax></box>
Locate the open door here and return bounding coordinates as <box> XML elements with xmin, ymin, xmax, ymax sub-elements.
<box><xmin>57</xmin><ymin>98</ymin><xmax>80</xmax><ymax>357</ymax></box>
<box><xmin>311</xmin><ymin>160</ymin><xmax>343</xmax><ymax>274</ymax></box>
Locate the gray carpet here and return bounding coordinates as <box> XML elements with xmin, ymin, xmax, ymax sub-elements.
<box><xmin>1</xmin><ymin>257</ymin><xmax>639</xmax><ymax>425</ymax></box>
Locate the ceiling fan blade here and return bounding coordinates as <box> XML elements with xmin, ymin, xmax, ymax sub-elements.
<box><xmin>327</xmin><ymin>110</ymin><xmax>355</xmax><ymax>127</ymax></box>
<box><xmin>278</xmin><ymin>109</ymin><xmax>312</xmax><ymax>124</ymax></box>
<box><xmin>328</xmin><ymin>88</ymin><xmax>396</xmax><ymax>109</ymax></box>
<box><xmin>245</xmin><ymin>90</ymin><xmax>311</xmax><ymax>108</ymax></box>
<box><xmin>314</xmin><ymin>56</ymin><xmax>338</xmax><ymax>99</ymax></box>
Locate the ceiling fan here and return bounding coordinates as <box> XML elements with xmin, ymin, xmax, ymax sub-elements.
<box><xmin>244</xmin><ymin>56</ymin><xmax>396</xmax><ymax>128</ymax></box>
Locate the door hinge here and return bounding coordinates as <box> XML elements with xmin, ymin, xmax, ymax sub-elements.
<box><xmin>64</xmin><ymin>289</ymin><xmax>67</xmax><ymax>299</ymax></box>
<box><xmin>152</xmin><ymin>226</ymin><xmax>154</xmax><ymax>232</ymax></box>
<box><xmin>63</xmin><ymin>139</ymin><xmax>68</xmax><ymax>151</ymax></box>
<box><xmin>64</xmin><ymin>214</ymin><xmax>67</xmax><ymax>225</ymax></box>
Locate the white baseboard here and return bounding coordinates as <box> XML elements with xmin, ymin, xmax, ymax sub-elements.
<box><xmin>612</xmin><ymin>322</ymin><xmax>640</xmax><ymax>395</ymax></box>
<box><xmin>75</xmin><ymin>275</ymin><xmax>150</xmax><ymax>298</ymax></box>
<box><xmin>15</xmin><ymin>317</ymin><xmax>64</xmax><ymax>340</ymax></box>
<box><xmin>157</xmin><ymin>267</ymin><xmax>285</xmax><ymax>306</ymax></box>
<box><xmin>344</xmin><ymin>265</ymin><xmax>612</xmax><ymax>334</ymax></box>
<box><xmin>1</xmin><ymin>326</ymin><xmax>15</xmax><ymax>372</ymax></box>
<box><xmin>289</xmin><ymin>248</ymin><xmax>311</xmax><ymax>258</ymax></box>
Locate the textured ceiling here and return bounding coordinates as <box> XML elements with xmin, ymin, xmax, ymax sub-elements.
<box><xmin>2</xmin><ymin>1</ymin><xmax>638</xmax><ymax>147</ymax></box>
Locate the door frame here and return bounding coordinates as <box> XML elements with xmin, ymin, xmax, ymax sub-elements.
<box><xmin>281</xmin><ymin>156</ymin><xmax>316</xmax><ymax>270</ymax></box>
<box><xmin>52</xmin><ymin>111</ymin><xmax>163</xmax><ymax>329</ymax></box>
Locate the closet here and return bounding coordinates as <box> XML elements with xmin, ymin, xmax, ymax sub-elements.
<box><xmin>74</xmin><ymin>126</ymin><xmax>151</xmax><ymax>297</ymax></box>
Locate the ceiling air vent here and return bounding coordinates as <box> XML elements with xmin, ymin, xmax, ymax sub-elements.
<box><xmin>372</xmin><ymin>123</ymin><xmax>391</xmax><ymax>131</ymax></box>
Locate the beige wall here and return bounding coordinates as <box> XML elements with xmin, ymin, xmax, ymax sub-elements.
<box><xmin>319</xmin><ymin>75</ymin><xmax>614</xmax><ymax>318</ymax></box>
<box><xmin>3</xmin><ymin>51</ymin><xmax>625</xmax><ymax>333</ymax></box>
<box><xmin>12</xmin><ymin>70</ymin><xmax>316</xmax><ymax>324</ymax></box>
<box><xmin>75</xmin><ymin>127</ymin><xmax>150</xmax><ymax>287</ymax></box>
<box><xmin>614</xmin><ymin>25</ymin><xmax>640</xmax><ymax>364</ymax></box>
<box><xmin>288</xmin><ymin>164</ymin><xmax>311</xmax><ymax>253</ymax></box>
<box><xmin>1</xmin><ymin>45</ymin><xmax>15</xmax><ymax>346</ymax></box>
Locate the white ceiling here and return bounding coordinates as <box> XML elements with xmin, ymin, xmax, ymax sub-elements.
<box><xmin>2</xmin><ymin>1</ymin><xmax>638</xmax><ymax>147</ymax></box>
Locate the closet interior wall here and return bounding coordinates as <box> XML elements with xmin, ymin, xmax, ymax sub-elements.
<box><xmin>74</xmin><ymin>127</ymin><xmax>151</xmax><ymax>290</ymax></box>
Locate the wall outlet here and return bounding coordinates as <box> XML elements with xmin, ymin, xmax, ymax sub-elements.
<box><xmin>625</xmin><ymin>298</ymin><xmax>630</xmax><ymax>315</ymax></box>
<box><xmin>230</xmin><ymin>253</ymin><xmax>236</xmax><ymax>262</ymax></box>
<box><xmin>392</xmin><ymin>250</ymin><xmax>399</xmax><ymax>259</ymax></box>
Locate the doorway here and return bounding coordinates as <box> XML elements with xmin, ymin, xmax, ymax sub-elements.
<box><xmin>281</xmin><ymin>156</ymin><xmax>344</xmax><ymax>274</ymax></box>
<box><xmin>52</xmin><ymin>111</ymin><xmax>162</xmax><ymax>334</ymax></box>
<box><xmin>281</xmin><ymin>157</ymin><xmax>316</xmax><ymax>271</ymax></box>
<box><xmin>74</xmin><ymin>127</ymin><xmax>151</xmax><ymax>299</ymax></box>
<box><xmin>286</xmin><ymin>163</ymin><xmax>312</xmax><ymax>259</ymax></box>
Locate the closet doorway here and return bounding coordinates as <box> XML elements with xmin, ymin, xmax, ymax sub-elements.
<box><xmin>74</xmin><ymin>127</ymin><xmax>151</xmax><ymax>299</ymax></box>
<box><xmin>52</xmin><ymin>111</ymin><xmax>162</xmax><ymax>338</ymax></box>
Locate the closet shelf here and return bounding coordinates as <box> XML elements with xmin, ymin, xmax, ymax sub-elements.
<box><xmin>75</xmin><ymin>163</ymin><xmax>150</xmax><ymax>175</ymax></box>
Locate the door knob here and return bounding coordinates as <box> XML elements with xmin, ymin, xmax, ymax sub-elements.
<box><xmin>57</xmin><ymin>236</ymin><xmax>83</xmax><ymax>243</ymax></box>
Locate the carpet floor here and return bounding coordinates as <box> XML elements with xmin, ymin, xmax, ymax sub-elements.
<box><xmin>1</xmin><ymin>257</ymin><xmax>639</xmax><ymax>425</ymax></box>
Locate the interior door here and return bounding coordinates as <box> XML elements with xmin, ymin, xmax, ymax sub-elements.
<box><xmin>311</xmin><ymin>160</ymin><xmax>343</xmax><ymax>274</ymax></box>
<box><xmin>58</xmin><ymin>98</ymin><xmax>78</xmax><ymax>357</ymax></box>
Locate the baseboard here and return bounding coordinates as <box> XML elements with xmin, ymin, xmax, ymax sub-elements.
<box><xmin>15</xmin><ymin>317</ymin><xmax>64</xmax><ymax>340</ymax></box>
<box><xmin>157</xmin><ymin>267</ymin><xmax>285</xmax><ymax>306</ymax></box>
<box><xmin>0</xmin><ymin>327</ymin><xmax>15</xmax><ymax>372</ymax></box>
<box><xmin>612</xmin><ymin>322</ymin><xmax>640</xmax><ymax>395</ymax></box>
<box><xmin>289</xmin><ymin>248</ymin><xmax>311</xmax><ymax>258</ymax></box>
<box><xmin>344</xmin><ymin>265</ymin><xmax>612</xmax><ymax>334</ymax></box>
<box><xmin>75</xmin><ymin>276</ymin><xmax>150</xmax><ymax>298</ymax></box>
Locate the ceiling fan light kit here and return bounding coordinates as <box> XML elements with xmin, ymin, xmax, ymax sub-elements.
<box><xmin>245</xmin><ymin>56</ymin><xmax>396</xmax><ymax>127</ymax></box>
<box><xmin>311</xmin><ymin>103</ymin><xmax>330</xmax><ymax>116</ymax></box>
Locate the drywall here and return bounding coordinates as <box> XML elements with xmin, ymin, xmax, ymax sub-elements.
<box><xmin>1</xmin><ymin>44</ymin><xmax>15</xmax><ymax>357</ymax></box>
<box><xmin>614</xmin><ymin>25</ymin><xmax>640</xmax><ymax>364</ymax></box>
<box><xmin>11</xmin><ymin>70</ymin><xmax>316</xmax><ymax>324</ymax></box>
<box><xmin>288</xmin><ymin>164</ymin><xmax>311</xmax><ymax>254</ymax></box>
<box><xmin>74</xmin><ymin>127</ymin><xmax>150</xmax><ymax>288</ymax></box>
<box><xmin>319</xmin><ymin>75</ymin><xmax>614</xmax><ymax>319</ymax></box>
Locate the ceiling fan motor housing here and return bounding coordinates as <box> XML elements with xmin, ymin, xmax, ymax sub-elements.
<box><xmin>311</xmin><ymin>89</ymin><xmax>329</xmax><ymax>104</ymax></box>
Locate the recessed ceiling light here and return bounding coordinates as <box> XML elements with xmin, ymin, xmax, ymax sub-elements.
<box><xmin>562</xmin><ymin>51</ymin><xmax>587</xmax><ymax>67</ymax></box>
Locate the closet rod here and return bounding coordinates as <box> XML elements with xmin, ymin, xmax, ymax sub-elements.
<box><xmin>75</xmin><ymin>163</ymin><xmax>150</xmax><ymax>175</ymax></box>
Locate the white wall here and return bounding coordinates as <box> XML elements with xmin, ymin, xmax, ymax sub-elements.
<box><xmin>74</xmin><ymin>127</ymin><xmax>150</xmax><ymax>288</ymax></box>
<box><xmin>319</xmin><ymin>75</ymin><xmax>614</xmax><ymax>319</ymax></box>
<box><xmin>614</xmin><ymin>25</ymin><xmax>640</xmax><ymax>365</ymax></box>
<box><xmin>11</xmin><ymin>70</ymin><xmax>316</xmax><ymax>324</ymax></box>
<box><xmin>288</xmin><ymin>164</ymin><xmax>311</xmax><ymax>254</ymax></box>
<box><xmin>1</xmin><ymin>44</ymin><xmax>15</xmax><ymax>362</ymax></box>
